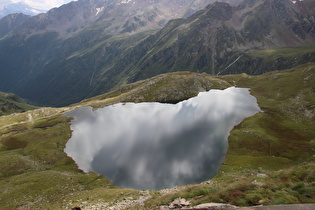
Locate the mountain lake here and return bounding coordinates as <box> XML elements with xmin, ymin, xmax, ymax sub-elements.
<box><xmin>64</xmin><ymin>87</ymin><xmax>261</xmax><ymax>190</ymax></box>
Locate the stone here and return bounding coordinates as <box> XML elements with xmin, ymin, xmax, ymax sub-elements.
<box><xmin>252</xmin><ymin>180</ymin><xmax>264</xmax><ymax>186</ymax></box>
<box><xmin>257</xmin><ymin>173</ymin><xmax>268</xmax><ymax>178</ymax></box>
<box><xmin>169</xmin><ymin>197</ymin><xmax>191</xmax><ymax>209</ymax></box>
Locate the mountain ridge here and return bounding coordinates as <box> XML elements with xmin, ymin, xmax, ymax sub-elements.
<box><xmin>0</xmin><ymin>0</ymin><xmax>218</xmax><ymax>38</ymax></box>
<box><xmin>0</xmin><ymin>0</ymin><xmax>314</xmax><ymax>106</ymax></box>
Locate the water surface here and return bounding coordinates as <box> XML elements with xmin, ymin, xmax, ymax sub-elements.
<box><xmin>65</xmin><ymin>87</ymin><xmax>261</xmax><ymax>190</ymax></box>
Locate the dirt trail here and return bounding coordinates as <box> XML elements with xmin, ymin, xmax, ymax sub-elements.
<box><xmin>27</xmin><ymin>112</ymin><xmax>34</xmax><ymax>124</ymax></box>
<box><xmin>0</xmin><ymin>107</ymin><xmax>75</xmax><ymax>131</ymax></box>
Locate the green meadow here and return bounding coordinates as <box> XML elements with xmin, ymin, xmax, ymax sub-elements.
<box><xmin>0</xmin><ymin>63</ymin><xmax>314</xmax><ymax>209</ymax></box>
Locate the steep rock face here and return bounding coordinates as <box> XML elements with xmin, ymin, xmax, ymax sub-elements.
<box><xmin>123</xmin><ymin>0</ymin><xmax>315</xmax><ymax>81</ymax></box>
<box><xmin>239</xmin><ymin>0</ymin><xmax>315</xmax><ymax>44</ymax></box>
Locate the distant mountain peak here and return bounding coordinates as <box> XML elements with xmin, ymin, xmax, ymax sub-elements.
<box><xmin>0</xmin><ymin>2</ymin><xmax>46</xmax><ymax>19</ymax></box>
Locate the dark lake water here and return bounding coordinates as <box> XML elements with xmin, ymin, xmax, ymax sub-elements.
<box><xmin>64</xmin><ymin>87</ymin><xmax>261</xmax><ymax>190</ymax></box>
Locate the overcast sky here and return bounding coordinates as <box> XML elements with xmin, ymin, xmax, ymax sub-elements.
<box><xmin>0</xmin><ymin>0</ymin><xmax>76</xmax><ymax>10</ymax></box>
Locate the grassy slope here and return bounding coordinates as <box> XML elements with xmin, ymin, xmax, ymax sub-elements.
<box><xmin>249</xmin><ymin>45</ymin><xmax>315</xmax><ymax>61</ymax></box>
<box><xmin>0</xmin><ymin>64</ymin><xmax>314</xmax><ymax>209</ymax></box>
<box><xmin>143</xmin><ymin>63</ymin><xmax>315</xmax><ymax>208</ymax></box>
<box><xmin>0</xmin><ymin>92</ymin><xmax>37</xmax><ymax>116</ymax></box>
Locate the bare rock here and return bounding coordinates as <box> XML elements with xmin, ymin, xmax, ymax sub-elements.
<box><xmin>252</xmin><ymin>180</ymin><xmax>264</xmax><ymax>186</ymax></box>
<box><xmin>257</xmin><ymin>173</ymin><xmax>268</xmax><ymax>178</ymax></box>
<box><xmin>169</xmin><ymin>197</ymin><xmax>191</xmax><ymax>209</ymax></box>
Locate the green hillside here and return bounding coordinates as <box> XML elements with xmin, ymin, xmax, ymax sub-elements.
<box><xmin>0</xmin><ymin>92</ymin><xmax>37</xmax><ymax>116</ymax></box>
<box><xmin>0</xmin><ymin>63</ymin><xmax>314</xmax><ymax>209</ymax></box>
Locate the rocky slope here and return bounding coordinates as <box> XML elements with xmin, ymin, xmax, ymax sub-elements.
<box><xmin>123</xmin><ymin>0</ymin><xmax>315</xmax><ymax>81</ymax></box>
<box><xmin>0</xmin><ymin>0</ymin><xmax>217</xmax><ymax>37</ymax></box>
<box><xmin>0</xmin><ymin>63</ymin><xmax>314</xmax><ymax>209</ymax></box>
<box><xmin>0</xmin><ymin>0</ymin><xmax>314</xmax><ymax>106</ymax></box>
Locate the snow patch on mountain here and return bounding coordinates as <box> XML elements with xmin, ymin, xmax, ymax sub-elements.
<box><xmin>95</xmin><ymin>7</ymin><xmax>104</xmax><ymax>16</ymax></box>
<box><xmin>292</xmin><ymin>0</ymin><xmax>304</xmax><ymax>3</ymax></box>
<box><xmin>121</xmin><ymin>0</ymin><xmax>133</xmax><ymax>4</ymax></box>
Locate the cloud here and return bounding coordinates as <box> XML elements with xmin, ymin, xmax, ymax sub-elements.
<box><xmin>64</xmin><ymin>87</ymin><xmax>261</xmax><ymax>190</ymax></box>
<box><xmin>8</xmin><ymin>0</ymin><xmax>75</xmax><ymax>10</ymax></box>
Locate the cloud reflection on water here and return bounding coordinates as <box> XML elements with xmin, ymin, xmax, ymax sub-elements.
<box><xmin>64</xmin><ymin>87</ymin><xmax>261</xmax><ymax>190</ymax></box>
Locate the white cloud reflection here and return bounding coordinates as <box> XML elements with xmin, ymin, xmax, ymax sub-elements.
<box><xmin>64</xmin><ymin>87</ymin><xmax>261</xmax><ymax>190</ymax></box>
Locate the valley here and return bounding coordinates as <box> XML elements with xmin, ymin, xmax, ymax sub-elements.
<box><xmin>0</xmin><ymin>0</ymin><xmax>314</xmax><ymax>209</ymax></box>
<box><xmin>0</xmin><ymin>0</ymin><xmax>314</xmax><ymax>106</ymax></box>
